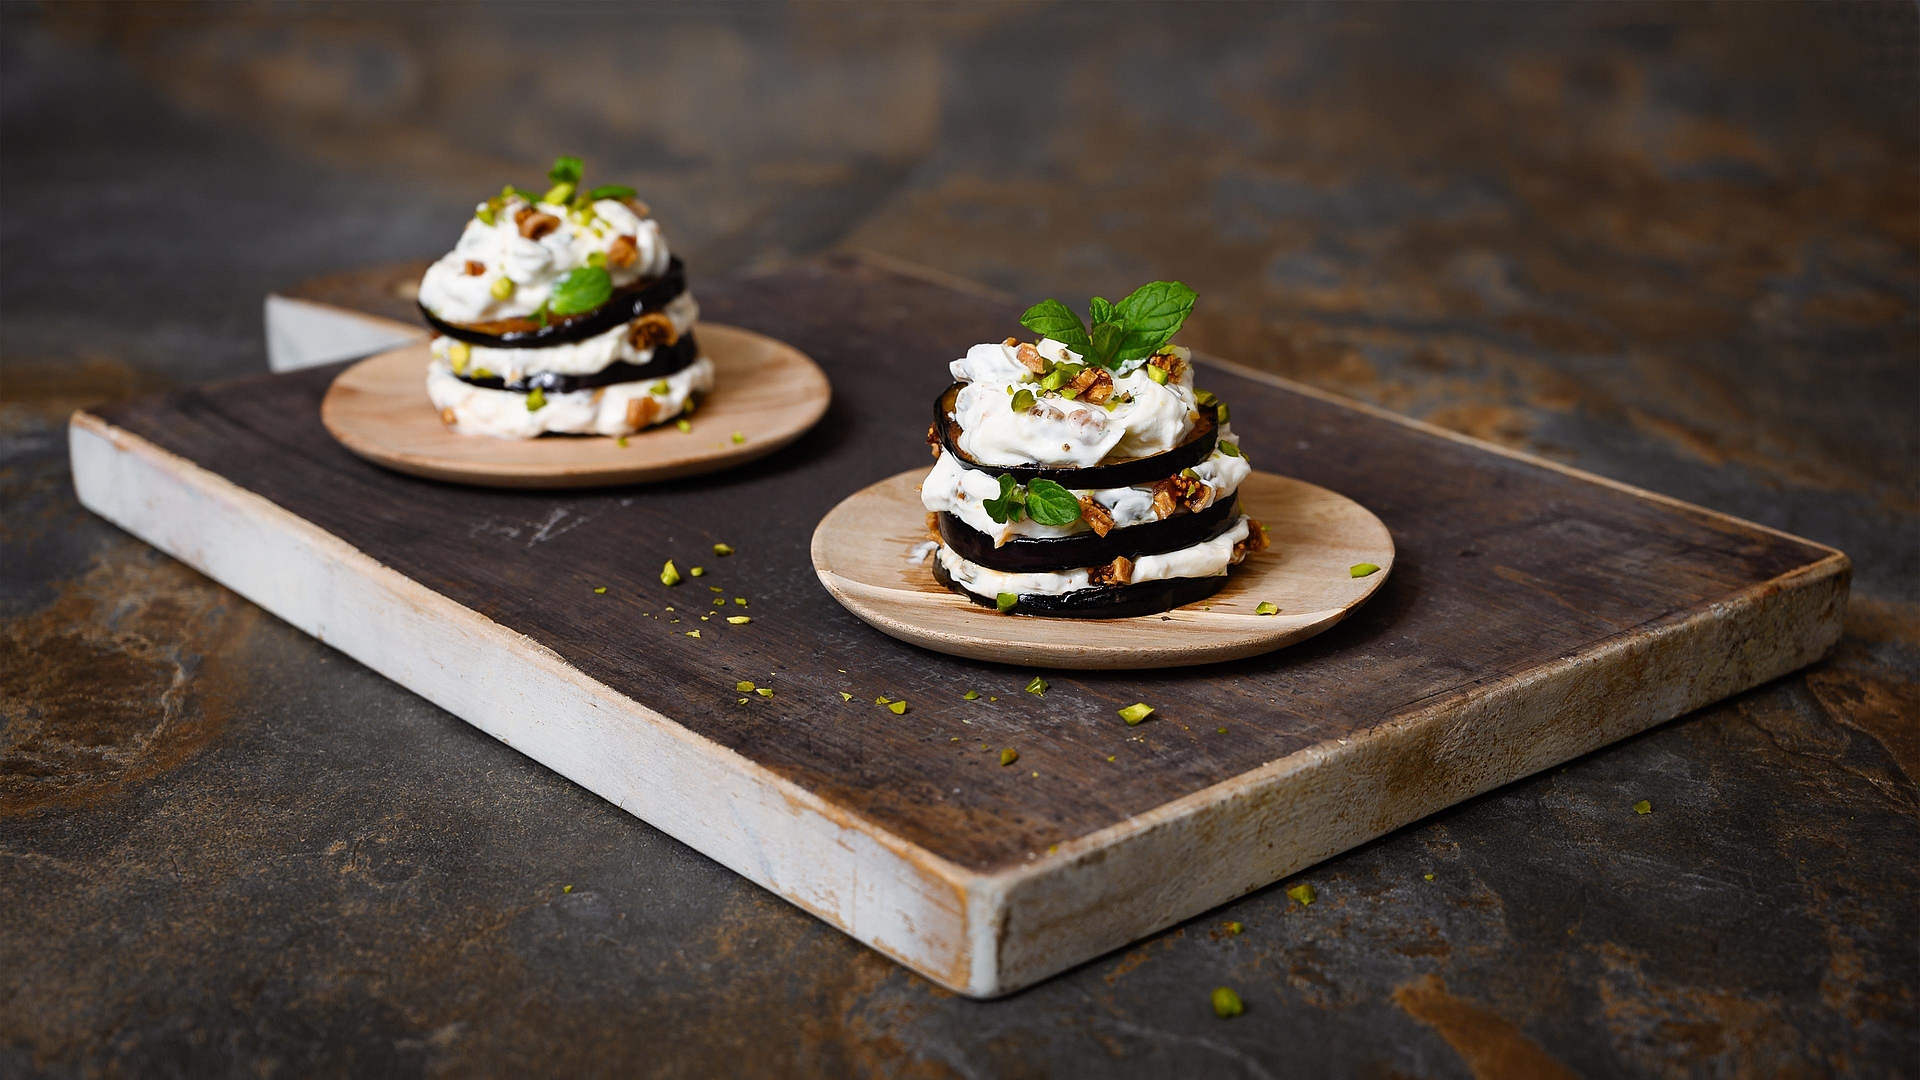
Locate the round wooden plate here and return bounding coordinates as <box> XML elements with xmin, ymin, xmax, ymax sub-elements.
<box><xmin>320</xmin><ymin>323</ymin><xmax>830</xmax><ymax>488</ymax></box>
<box><xmin>811</xmin><ymin>469</ymin><xmax>1393</xmax><ymax>670</ymax></box>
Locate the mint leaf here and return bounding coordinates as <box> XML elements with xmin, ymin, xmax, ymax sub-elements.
<box><xmin>982</xmin><ymin>474</ymin><xmax>1027</xmax><ymax>524</ymax></box>
<box><xmin>1088</xmin><ymin>296</ymin><xmax>1115</xmax><ymax>325</ymax></box>
<box><xmin>1112</xmin><ymin>280</ymin><xmax>1196</xmax><ymax>361</ymax></box>
<box><xmin>1024</xmin><ymin>479</ymin><xmax>1082</xmax><ymax>526</ymax></box>
<box><xmin>1019</xmin><ymin>299</ymin><xmax>1091</xmax><ymax>358</ymax></box>
<box><xmin>589</xmin><ymin>184</ymin><xmax>636</xmax><ymax>201</ymax></box>
<box><xmin>549</xmin><ymin>156</ymin><xmax>584</xmax><ymax>185</ymax></box>
<box><xmin>1088</xmin><ymin>321</ymin><xmax>1125</xmax><ymax>369</ymax></box>
<box><xmin>549</xmin><ymin>266</ymin><xmax>613</xmax><ymax>316</ymax></box>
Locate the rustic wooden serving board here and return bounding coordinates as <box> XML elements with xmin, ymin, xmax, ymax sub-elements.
<box><xmin>70</xmin><ymin>257</ymin><xmax>1848</xmax><ymax>998</ymax></box>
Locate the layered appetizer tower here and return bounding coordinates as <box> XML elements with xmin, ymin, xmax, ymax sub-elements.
<box><xmin>418</xmin><ymin>156</ymin><xmax>710</xmax><ymax>438</ymax></box>
<box><xmin>924</xmin><ymin>282</ymin><xmax>1267</xmax><ymax>617</ymax></box>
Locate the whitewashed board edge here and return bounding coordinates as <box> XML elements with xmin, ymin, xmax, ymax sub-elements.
<box><xmin>265</xmin><ymin>294</ymin><xmax>426</xmax><ymax>373</ymax></box>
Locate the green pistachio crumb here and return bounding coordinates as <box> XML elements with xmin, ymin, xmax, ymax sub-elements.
<box><xmin>1212</xmin><ymin>987</ymin><xmax>1244</xmax><ymax>1018</ymax></box>
<box><xmin>1145</xmin><ymin>364</ymin><xmax>1170</xmax><ymax>385</ymax></box>
<box><xmin>1106</xmin><ymin>755</ymin><xmax>1115</xmax><ymax>762</ymax></box>
<box><xmin>676</xmin><ymin>419</ymin><xmax>692</xmax><ymax>433</ymax></box>
<box><xmin>714</xmin><ymin>543</ymin><xmax>735</xmax><ymax>556</ymax></box>
<box><xmin>660</xmin><ymin>560</ymin><xmax>682</xmax><ymax>586</ymax></box>
<box><xmin>736</xmin><ymin>681</ymin><xmax>756</xmax><ymax>692</ymax></box>
<box><xmin>490</xmin><ymin>277</ymin><xmax>515</xmax><ymax>300</ymax></box>
<box><xmin>650</xmin><ymin>380</ymin><xmax>670</xmax><ymax>394</ymax></box>
<box><xmin>525</xmin><ymin>387</ymin><xmax>548</xmax><ymax>412</ymax></box>
<box><xmin>615</xmin><ymin>436</ymin><xmax>628</xmax><ymax>448</ymax></box>
<box><xmin>1255</xmin><ymin>601</ymin><xmax>1279</xmax><ymax>616</ymax></box>
<box><xmin>1010</xmin><ymin>388</ymin><xmax>1036</xmax><ymax>412</ymax></box>
<box><xmin>709</xmin><ymin>585</ymin><xmax>723</xmax><ymax>593</ymax></box>
<box><xmin>874</xmin><ymin>696</ymin><xmax>890</xmax><ymax>706</ymax></box>
<box><xmin>1423</xmin><ymin>873</ymin><xmax>1436</xmax><ymax>881</ymax></box>
<box><xmin>1218</xmin><ymin>440</ymin><xmax>1241</xmax><ymax>458</ymax></box>
<box><xmin>734</xmin><ymin>598</ymin><xmax>747</xmax><ymax>606</ymax></box>
<box><xmin>1217</xmin><ymin>402</ymin><xmax>1230</xmax><ymax>422</ymax></box>
<box><xmin>888</xmin><ymin>700</ymin><xmax>907</xmax><ymax>715</ymax></box>
<box><xmin>475</xmin><ymin>205</ymin><xmax>495</xmax><ymax>226</ymax></box>
<box><xmin>963</xmin><ymin>690</ymin><xmax>979</xmax><ymax>701</ymax></box>
<box><xmin>840</xmin><ymin>692</ymin><xmax>853</xmax><ymax>701</ymax></box>
<box><xmin>996</xmin><ymin>592</ymin><xmax>1018</xmax><ymax>613</ymax></box>
<box><xmin>586</xmin><ymin>250</ymin><xmax>607</xmax><ymax>269</ymax></box>
<box><xmin>731</xmin><ymin>431</ymin><xmax>745</xmax><ymax>445</ymax></box>
<box><xmin>728</xmin><ymin>616</ymin><xmax>750</xmax><ymax>625</ymax></box>
<box><xmin>757</xmin><ymin>688</ymin><xmax>773</xmax><ymax>697</ymax></box>
<box><xmin>1194</xmin><ymin>389</ymin><xmax>1217</xmax><ymax>406</ymax></box>
<box><xmin>1286</xmin><ymin>883</ymin><xmax>1316</xmax><ymax>905</ymax></box>
<box><xmin>1000</xmin><ymin>748</ymin><xmax>1019</xmax><ymax>766</ymax></box>
<box><xmin>1633</xmin><ymin>799</ymin><xmax>1652</xmax><ymax>815</ymax></box>
<box><xmin>738</xmin><ymin>697</ymin><xmax>749</xmax><ymax>705</ymax></box>
<box><xmin>1118</xmin><ymin>702</ymin><xmax>1154</xmax><ymax>726</ymax></box>
<box><xmin>1350</xmin><ymin>563</ymin><xmax>1381</xmax><ymax>578</ymax></box>
<box><xmin>690</xmin><ymin>566</ymin><xmax>705</xmax><ymax>577</ymax></box>
<box><xmin>1225</xmin><ymin>921</ymin><xmax>1243</xmax><ymax>935</ymax></box>
<box><xmin>1025</xmin><ymin>676</ymin><xmax>1048</xmax><ymax>697</ymax></box>
<box><xmin>684</xmin><ymin>630</ymin><xmax>700</xmax><ymax>638</ymax></box>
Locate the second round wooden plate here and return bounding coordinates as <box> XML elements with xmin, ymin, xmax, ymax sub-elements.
<box><xmin>321</xmin><ymin>322</ymin><xmax>830</xmax><ymax>488</ymax></box>
<box><xmin>811</xmin><ymin>468</ymin><xmax>1394</xmax><ymax>670</ymax></box>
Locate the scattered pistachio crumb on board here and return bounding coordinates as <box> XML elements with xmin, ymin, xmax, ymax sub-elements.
<box><xmin>1000</xmin><ymin>748</ymin><xmax>1019</xmax><ymax>766</ymax></box>
<box><xmin>593</xmin><ymin>586</ymin><xmax>607</xmax><ymax>594</ymax></box>
<box><xmin>1633</xmin><ymin>799</ymin><xmax>1652</xmax><ymax>815</ymax></box>
<box><xmin>1118</xmin><ymin>702</ymin><xmax>1154</xmax><ymax>725</ymax></box>
<box><xmin>1211</xmin><ymin>987</ymin><xmax>1244</xmax><ymax>1018</ymax></box>
<box><xmin>727</xmin><ymin>616</ymin><xmax>750</xmax><ymax>625</ymax></box>
<box><xmin>839</xmin><ymin>692</ymin><xmax>852</xmax><ymax>702</ymax></box>
<box><xmin>1255</xmin><ymin>601</ymin><xmax>1278</xmax><ymax>616</ymax></box>
<box><xmin>1286</xmin><ymin>883</ymin><xmax>1316</xmax><ymax>905</ymax></box>
<box><xmin>1350</xmin><ymin>562</ymin><xmax>1381</xmax><ymax>578</ymax></box>
<box><xmin>713</xmin><ymin>543</ymin><xmax>734</xmax><ymax>556</ymax></box>
<box><xmin>1025</xmin><ymin>676</ymin><xmax>1048</xmax><ymax>696</ymax></box>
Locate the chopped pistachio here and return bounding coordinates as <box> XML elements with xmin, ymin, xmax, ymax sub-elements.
<box><xmin>1225</xmin><ymin>921</ymin><xmax>1243</xmax><ymax>935</ymax></box>
<box><xmin>1216</xmin><ymin>727</ymin><xmax>1228</xmax><ymax>734</ymax></box>
<box><xmin>1255</xmin><ymin>601</ymin><xmax>1278</xmax><ymax>616</ymax></box>
<box><xmin>684</xmin><ymin>630</ymin><xmax>700</xmax><ymax>638</ymax></box>
<box><xmin>1145</xmin><ymin>364</ymin><xmax>1169</xmax><ymax>385</ymax></box>
<box><xmin>542</xmin><ymin>181</ymin><xmax>575</xmax><ymax>205</ymax></box>
<box><xmin>471</xmin><ymin>367</ymin><xmax>495</xmax><ymax>380</ymax></box>
<box><xmin>650</xmin><ymin>380</ymin><xmax>670</xmax><ymax>394</ymax></box>
<box><xmin>756</xmin><ymin>687</ymin><xmax>773</xmax><ymax>697</ymax></box>
<box><xmin>709</xmin><ymin>585</ymin><xmax>723</xmax><ymax>593</ymax></box>
<box><xmin>1025</xmin><ymin>676</ymin><xmax>1048</xmax><ymax>697</ymax></box>
<box><xmin>526</xmin><ymin>387</ymin><xmax>548</xmax><ymax>412</ymax></box>
<box><xmin>615</xmin><ymin>436</ymin><xmax>629</xmax><ymax>448</ymax></box>
<box><xmin>682</xmin><ymin>397</ymin><xmax>696</xmax><ymax>416</ymax></box>
<box><xmin>1350</xmin><ymin>562</ymin><xmax>1381</xmax><ymax>578</ymax></box>
<box><xmin>1194</xmin><ymin>389</ymin><xmax>1217</xmax><ymax>406</ymax></box>
<box><xmin>1423</xmin><ymin>873</ymin><xmax>1436</xmax><ymax>881</ymax></box>
<box><xmin>475</xmin><ymin>205</ymin><xmax>495</xmax><ymax>226</ymax></box>
<box><xmin>593</xmin><ymin>586</ymin><xmax>607</xmax><ymax>594</ymax></box>
<box><xmin>736</xmin><ymin>681</ymin><xmax>756</xmax><ymax>692</ymax></box>
<box><xmin>996</xmin><ymin>592</ymin><xmax>1018</xmax><ymax>613</ymax></box>
<box><xmin>714</xmin><ymin>543</ymin><xmax>735</xmax><ymax>556</ymax></box>
<box><xmin>448</xmin><ymin>340</ymin><xmax>472</xmax><ymax>371</ymax></box>
<box><xmin>1010</xmin><ymin>388</ymin><xmax>1036</xmax><ymax>412</ymax></box>
<box><xmin>1286</xmin><ymin>883</ymin><xmax>1316</xmax><ymax>905</ymax></box>
<box><xmin>731</xmin><ymin>431</ymin><xmax>745</xmax><ymax>445</ymax></box>
<box><xmin>1211</xmin><ymin>987</ymin><xmax>1244</xmax><ymax>1018</ymax></box>
<box><xmin>728</xmin><ymin>616</ymin><xmax>750</xmax><ymax>625</ymax></box>
<box><xmin>1216</xmin><ymin>402</ymin><xmax>1230</xmax><ymax>422</ymax></box>
<box><xmin>963</xmin><ymin>690</ymin><xmax>979</xmax><ymax>701</ymax></box>
<box><xmin>999</xmin><ymin>748</ymin><xmax>1019</xmax><ymax>766</ymax></box>
<box><xmin>690</xmin><ymin>566</ymin><xmax>705</xmax><ymax>578</ymax></box>
<box><xmin>586</xmin><ymin>251</ymin><xmax>607</xmax><ymax>269</ymax></box>
<box><xmin>660</xmin><ymin>560</ymin><xmax>682</xmax><ymax>586</ymax></box>
<box><xmin>874</xmin><ymin>696</ymin><xmax>891</xmax><ymax>706</ymax></box>
<box><xmin>489</xmin><ymin>277</ymin><xmax>515</xmax><ymax>300</ymax></box>
<box><xmin>734</xmin><ymin>598</ymin><xmax>747</xmax><ymax>606</ymax></box>
<box><xmin>1107</xmin><ymin>755</ymin><xmax>1116</xmax><ymax>762</ymax></box>
<box><xmin>888</xmin><ymin>700</ymin><xmax>907</xmax><ymax>715</ymax></box>
<box><xmin>1633</xmin><ymin>799</ymin><xmax>1652</xmax><ymax>815</ymax></box>
<box><xmin>840</xmin><ymin>692</ymin><xmax>853</xmax><ymax>702</ymax></box>
<box><xmin>1218</xmin><ymin>440</ymin><xmax>1241</xmax><ymax>458</ymax></box>
<box><xmin>1118</xmin><ymin>702</ymin><xmax>1154</xmax><ymax>726</ymax></box>
<box><xmin>738</xmin><ymin>697</ymin><xmax>749</xmax><ymax>705</ymax></box>
<box><xmin>676</xmin><ymin>419</ymin><xmax>692</xmax><ymax>433</ymax></box>
<box><xmin>1181</xmin><ymin>467</ymin><xmax>1202</xmax><ymax>480</ymax></box>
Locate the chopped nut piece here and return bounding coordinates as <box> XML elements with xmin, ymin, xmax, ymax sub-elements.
<box><xmin>756</xmin><ymin>688</ymin><xmax>773</xmax><ymax>697</ymax></box>
<box><xmin>888</xmin><ymin>700</ymin><xmax>907</xmax><ymax>715</ymax></box>
<box><xmin>1232</xmin><ymin>518</ymin><xmax>1272</xmax><ymax>563</ymax></box>
<box><xmin>1212</xmin><ymin>988</ymin><xmax>1244</xmax><ymax>1018</ymax></box>
<box><xmin>1225</xmin><ymin>921</ymin><xmax>1244</xmax><ymax>935</ymax></box>
<box><xmin>1000</xmin><ymin>748</ymin><xmax>1019</xmax><ymax>766</ymax></box>
<box><xmin>713</xmin><ymin>543</ymin><xmax>735</xmax><ymax>556</ymax></box>
<box><xmin>1350</xmin><ymin>562</ymin><xmax>1381</xmax><ymax>578</ymax></box>
<box><xmin>463</xmin><ymin>259</ymin><xmax>486</xmax><ymax>276</ymax></box>
<box><xmin>1065</xmin><ymin>366</ymin><xmax>1114</xmax><ymax>405</ymax></box>
<box><xmin>1002</xmin><ymin>337</ymin><xmax>1019</xmax><ymax>347</ymax></box>
<box><xmin>926</xmin><ymin>424</ymin><xmax>941</xmax><ymax>456</ymax></box>
<box><xmin>1088</xmin><ymin>556</ymin><xmax>1134</xmax><ymax>586</ymax></box>
<box><xmin>625</xmin><ymin>396</ymin><xmax>659</xmax><ymax>430</ymax></box>
<box><xmin>1286</xmin><ymin>883</ymin><xmax>1316</xmax><ymax>905</ymax></box>
<box><xmin>439</xmin><ymin>407</ymin><xmax>457</xmax><ymax>427</ymax></box>
<box><xmin>963</xmin><ymin>690</ymin><xmax>979</xmax><ymax>701</ymax></box>
<box><xmin>727</xmin><ymin>616</ymin><xmax>750</xmax><ymax>625</ymax></box>
<box><xmin>926</xmin><ymin>512</ymin><xmax>943</xmax><ymax>542</ymax></box>
<box><xmin>736</xmin><ymin>681</ymin><xmax>756</xmax><ymax>692</ymax></box>
<box><xmin>627</xmin><ymin>311</ymin><xmax>678</xmax><ymax>349</ymax></box>
<box><xmin>514</xmin><ymin>207</ymin><xmax>561</xmax><ymax>240</ymax></box>
<box><xmin>607</xmin><ymin>234</ymin><xmax>638</xmax><ymax>268</ymax></box>
<box><xmin>1024</xmin><ymin>676</ymin><xmax>1048</xmax><ymax>696</ymax></box>
<box><xmin>1633</xmin><ymin>799</ymin><xmax>1652</xmax><ymax>815</ymax></box>
<box><xmin>1014</xmin><ymin>342</ymin><xmax>1047</xmax><ymax>373</ymax></box>
<box><xmin>1149</xmin><ymin>474</ymin><xmax>1209</xmax><ymax>519</ymax></box>
<box><xmin>1255</xmin><ymin>601</ymin><xmax>1279</xmax><ymax>616</ymax></box>
<box><xmin>1148</xmin><ymin>351</ymin><xmax>1187</xmax><ymax>382</ymax></box>
<box><xmin>1118</xmin><ymin>702</ymin><xmax>1154</xmax><ymax>725</ymax></box>
<box><xmin>660</xmin><ymin>560</ymin><xmax>682</xmax><ymax>587</ymax></box>
<box><xmin>1078</xmin><ymin>497</ymin><xmax>1115</xmax><ymax>537</ymax></box>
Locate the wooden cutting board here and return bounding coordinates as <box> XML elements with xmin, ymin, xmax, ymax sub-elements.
<box><xmin>69</xmin><ymin>256</ymin><xmax>1848</xmax><ymax>998</ymax></box>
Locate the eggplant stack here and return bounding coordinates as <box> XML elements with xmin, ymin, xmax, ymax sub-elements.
<box><xmin>417</xmin><ymin>155</ymin><xmax>712</xmax><ymax>439</ymax></box>
<box><xmin>922</xmin><ymin>283</ymin><xmax>1268</xmax><ymax>618</ymax></box>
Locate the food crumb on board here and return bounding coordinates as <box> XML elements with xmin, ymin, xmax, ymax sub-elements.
<box><xmin>1633</xmin><ymin>799</ymin><xmax>1653</xmax><ymax>815</ymax></box>
<box><xmin>1211</xmin><ymin>987</ymin><xmax>1244</xmax><ymax>1018</ymax></box>
<box><xmin>1286</xmin><ymin>883</ymin><xmax>1316</xmax><ymax>906</ymax></box>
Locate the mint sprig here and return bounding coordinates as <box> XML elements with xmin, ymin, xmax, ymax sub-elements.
<box><xmin>550</xmin><ymin>266</ymin><xmax>613</xmax><ymax>316</ymax></box>
<box><xmin>982</xmin><ymin>475</ymin><xmax>1083</xmax><ymax>527</ymax></box>
<box><xmin>1019</xmin><ymin>281</ymin><xmax>1196</xmax><ymax>371</ymax></box>
<box><xmin>982</xmin><ymin>474</ymin><xmax>1026</xmax><ymax>524</ymax></box>
<box><xmin>549</xmin><ymin>156</ymin><xmax>584</xmax><ymax>185</ymax></box>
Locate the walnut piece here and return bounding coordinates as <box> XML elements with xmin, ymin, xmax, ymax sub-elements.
<box><xmin>1149</xmin><ymin>474</ymin><xmax>1210</xmax><ymax>519</ymax></box>
<box><xmin>1148</xmin><ymin>351</ymin><xmax>1186</xmax><ymax>382</ymax></box>
<box><xmin>1067</xmin><ymin>367</ymin><xmax>1114</xmax><ymax>404</ymax></box>
<box><xmin>926</xmin><ymin>512</ymin><xmax>943</xmax><ymax>542</ymax></box>
<box><xmin>624</xmin><ymin>396</ymin><xmax>660</xmax><ymax>430</ymax></box>
<box><xmin>463</xmin><ymin>260</ymin><xmax>486</xmax><ymax>276</ymax></box>
<box><xmin>926</xmin><ymin>424</ymin><xmax>941</xmax><ymax>457</ymax></box>
<box><xmin>627</xmin><ymin>311</ymin><xmax>678</xmax><ymax>350</ymax></box>
<box><xmin>1231</xmin><ymin>517</ymin><xmax>1271</xmax><ymax>563</ymax></box>
<box><xmin>607</xmin><ymin>234</ymin><xmax>638</xmax><ymax>269</ymax></box>
<box><xmin>1079</xmin><ymin>496</ymin><xmax>1115</xmax><ymax>538</ymax></box>
<box><xmin>438</xmin><ymin>407</ymin><xmax>457</xmax><ymax>427</ymax></box>
<box><xmin>515</xmin><ymin>207</ymin><xmax>561</xmax><ymax>240</ymax></box>
<box><xmin>1088</xmin><ymin>556</ymin><xmax>1134</xmax><ymax>586</ymax></box>
<box><xmin>1015</xmin><ymin>342</ymin><xmax>1048</xmax><ymax>374</ymax></box>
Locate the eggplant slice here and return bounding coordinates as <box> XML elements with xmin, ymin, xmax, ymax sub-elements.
<box><xmin>932</xmin><ymin>382</ymin><xmax>1219</xmax><ymax>489</ymax></box>
<box><xmin>421</xmin><ymin>256</ymin><xmax>687</xmax><ymax>348</ymax></box>
<box><xmin>454</xmin><ymin>333</ymin><xmax>700</xmax><ymax>394</ymax></box>
<box><xmin>937</xmin><ymin>497</ymin><xmax>1239</xmax><ymax>574</ymax></box>
<box><xmin>931</xmin><ymin>555</ymin><xmax>1227</xmax><ymax>619</ymax></box>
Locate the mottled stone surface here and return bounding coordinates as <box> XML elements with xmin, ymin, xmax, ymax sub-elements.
<box><xmin>2</xmin><ymin>3</ymin><xmax>1915</xmax><ymax>1077</ymax></box>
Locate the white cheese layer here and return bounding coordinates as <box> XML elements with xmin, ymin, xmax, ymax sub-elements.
<box><xmin>425</xmin><ymin>355</ymin><xmax>713</xmax><ymax>439</ymax></box>
<box><xmin>920</xmin><ymin>434</ymin><xmax>1252</xmax><ymax>545</ymax></box>
<box><xmin>949</xmin><ymin>341</ymin><xmax>1201</xmax><ymax>467</ymax></box>
<box><xmin>418</xmin><ymin>196</ymin><xmax>671</xmax><ymax>324</ymax></box>
<box><xmin>428</xmin><ymin>294</ymin><xmax>699</xmax><ymax>381</ymax></box>
<box><xmin>936</xmin><ymin>516</ymin><xmax>1253</xmax><ymax>598</ymax></box>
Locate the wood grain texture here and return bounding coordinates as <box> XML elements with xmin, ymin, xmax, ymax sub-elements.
<box><xmin>71</xmin><ymin>260</ymin><xmax>1849</xmax><ymax>996</ymax></box>
<box><xmin>319</xmin><ymin>325</ymin><xmax>831</xmax><ymax>488</ymax></box>
<box><xmin>812</xmin><ymin>469</ymin><xmax>1393</xmax><ymax>668</ymax></box>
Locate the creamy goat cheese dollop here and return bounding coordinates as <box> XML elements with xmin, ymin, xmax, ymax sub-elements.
<box><xmin>949</xmin><ymin>340</ymin><xmax>1201</xmax><ymax>468</ymax></box>
<box><xmin>921</xmin><ymin>431</ymin><xmax>1251</xmax><ymax>546</ymax></box>
<box><xmin>936</xmin><ymin>516</ymin><xmax>1255</xmax><ymax>598</ymax></box>
<box><xmin>418</xmin><ymin>195</ymin><xmax>670</xmax><ymax>324</ymax></box>
<box><xmin>426</xmin><ymin>356</ymin><xmax>714</xmax><ymax>440</ymax></box>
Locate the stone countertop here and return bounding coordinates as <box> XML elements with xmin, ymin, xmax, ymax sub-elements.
<box><xmin>3</xmin><ymin>4</ymin><xmax>1915</xmax><ymax>1076</ymax></box>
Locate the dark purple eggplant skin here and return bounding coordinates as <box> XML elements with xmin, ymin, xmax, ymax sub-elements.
<box><xmin>454</xmin><ymin>333</ymin><xmax>700</xmax><ymax>394</ymax></box>
<box><xmin>932</xmin><ymin>382</ymin><xmax>1219</xmax><ymax>489</ymax></box>
<box><xmin>931</xmin><ymin>555</ymin><xmax>1228</xmax><ymax>619</ymax></box>
<box><xmin>420</xmin><ymin>256</ymin><xmax>687</xmax><ymax>349</ymax></box>
<box><xmin>936</xmin><ymin>497</ymin><xmax>1239</xmax><ymax>574</ymax></box>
